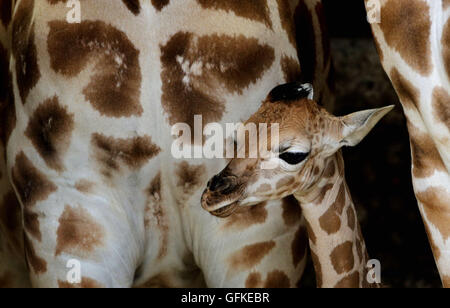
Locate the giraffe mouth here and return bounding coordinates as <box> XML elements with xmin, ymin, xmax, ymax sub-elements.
<box><xmin>210</xmin><ymin>201</ymin><xmax>240</xmax><ymax>218</ymax></box>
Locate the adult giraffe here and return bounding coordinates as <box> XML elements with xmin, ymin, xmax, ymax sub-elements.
<box><xmin>0</xmin><ymin>0</ymin><xmax>333</xmax><ymax>287</ymax></box>
<box><xmin>364</xmin><ymin>0</ymin><xmax>450</xmax><ymax>287</ymax></box>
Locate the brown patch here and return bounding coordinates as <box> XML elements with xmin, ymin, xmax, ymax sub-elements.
<box><xmin>12</xmin><ymin>0</ymin><xmax>41</xmax><ymax>103</ymax></box>
<box><xmin>417</xmin><ymin>187</ymin><xmax>450</xmax><ymax>240</ymax></box>
<box><xmin>0</xmin><ymin>271</ymin><xmax>12</xmax><ymax>288</ymax></box>
<box><xmin>315</xmin><ymin>183</ymin><xmax>333</xmax><ymax>205</ymax></box>
<box><xmin>122</xmin><ymin>0</ymin><xmax>140</xmax><ymax>15</ymax></box>
<box><xmin>255</xmin><ymin>183</ymin><xmax>271</xmax><ymax>193</ymax></box>
<box><xmin>263</xmin><ymin>270</ymin><xmax>290</xmax><ymax>288</ymax></box>
<box><xmin>75</xmin><ymin>180</ymin><xmax>94</xmax><ymax>194</ymax></box>
<box><xmin>442</xmin><ymin>19</ymin><xmax>450</xmax><ymax>79</ymax></box>
<box><xmin>281</xmin><ymin>195</ymin><xmax>302</xmax><ymax>226</ymax></box>
<box><xmin>228</xmin><ymin>241</ymin><xmax>276</xmax><ymax>270</ymax></box>
<box><xmin>323</xmin><ymin>160</ymin><xmax>335</xmax><ymax>178</ymax></box>
<box><xmin>92</xmin><ymin>133</ymin><xmax>161</xmax><ymax>177</ymax></box>
<box><xmin>245</xmin><ymin>272</ymin><xmax>262</xmax><ymax>288</ymax></box>
<box><xmin>334</xmin><ymin>271</ymin><xmax>360</xmax><ymax>288</ymax></box>
<box><xmin>389</xmin><ymin>68</ymin><xmax>420</xmax><ymax>110</ymax></box>
<box><xmin>223</xmin><ymin>202</ymin><xmax>267</xmax><ymax>230</ymax></box>
<box><xmin>160</xmin><ymin>32</ymin><xmax>274</xmax><ymax>134</ymax></box>
<box><xmin>310</xmin><ymin>250</ymin><xmax>322</xmax><ymax>287</ymax></box>
<box><xmin>23</xmin><ymin>235</ymin><xmax>47</xmax><ymax>274</ymax></box>
<box><xmin>151</xmin><ymin>0</ymin><xmax>169</xmax><ymax>11</ymax></box>
<box><xmin>55</xmin><ymin>205</ymin><xmax>104</xmax><ymax>257</ymax></box>
<box><xmin>277</xmin><ymin>0</ymin><xmax>296</xmax><ymax>46</ymax></box>
<box><xmin>330</xmin><ymin>241</ymin><xmax>354</xmax><ymax>274</ymax></box>
<box><xmin>11</xmin><ymin>152</ymin><xmax>58</xmax><ymax>208</ymax></box>
<box><xmin>291</xmin><ymin>225</ymin><xmax>308</xmax><ymax>267</ymax></box>
<box><xmin>0</xmin><ymin>0</ymin><xmax>12</xmax><ymax>28</ymax></box>
<box><xmin>25</xmin><ymin>96</ymin><xmax>75</xmax><ymax>171</ymax></box>
<box><xmin>294</xmin><ymin>0</ymin><xmax>316</xmax><ymax>83</ymax></box>
<box><xmin>380</xmin><ymin>0</ymin><xmax>432</xmax><ymax>75</ymax></box>
<box><xmin>319</xmin><ymin>207</ymin><xmax>341</xmax><ymax>235</ymax></box>
<box><xmin>335</xmin><ymin>184</ymin><xmax>346</xmax><ymax>215</ymax></box>
<box><xmin>175</xmin><ymin>161</ymin><xmax>206</xmax><ymax>194</ymax></box>
<box><xmin>276</xmin><ymin>176</ymin><xmax>295</xmax><ymax>190</ymax></box>
<box><xmin>432</xmin><ymin>87</ymin><xmax>450</xmax><ymax>130</ymax></box>
<box><xmin>47</xmin><ymin>20</ymin><xmax>142</xmax><ymax>117</ymax></box>
<box><xmin>281</xmin><ymin>55</ymin><xmax>302</xmax><ymax>83</ymax></box>
<box><xmin>58</xmin><ymin>277</ymin><xmax>103</xmax><ymax>288</ymax></box>
<box><xmin>197</xmin><ymin>0</ymin><xmax>272</xmax><ymax>28</ymax></box>
<box><xmin>408</xmin><ymin>124</ymin><xmax>446</xmax><ymax>178</ymax></box>
<box><xmin>347</xmin><ymin>206</ymin><xmax>356</xmax><ymax>230</ymax></box>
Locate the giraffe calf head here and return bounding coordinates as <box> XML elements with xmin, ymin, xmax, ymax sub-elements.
<box><xmin>201</xmin><ymin>82</ymin><xmax>393</xmax><ymax>217</ymax></box>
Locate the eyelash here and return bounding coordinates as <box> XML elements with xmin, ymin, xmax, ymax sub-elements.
<box><xmin>279</xmin><ymin>152</ymin><xmax>309</xmax><ymax>165</ymax></box>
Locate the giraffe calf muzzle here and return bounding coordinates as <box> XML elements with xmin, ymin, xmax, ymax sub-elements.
<box><xmin>201</xmin><ymin>175</ymin><xmax>242</xmax><ymax>217</ymax></box>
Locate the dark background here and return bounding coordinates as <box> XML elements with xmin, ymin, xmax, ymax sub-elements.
<box><xmin>301</xmin><ymin>0</ymin><xmax>441</xmax><ymax>288</ymax></box>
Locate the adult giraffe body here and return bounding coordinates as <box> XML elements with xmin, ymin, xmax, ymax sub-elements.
<box><xmin>365</xmin><ymin>0</ymin><xmax>450</xmax><ymax>287</ymax></box>
<box><xmin>0</xmin><ymin>0</ymin><xmax>333</xmax><ymax>287</ymax></box>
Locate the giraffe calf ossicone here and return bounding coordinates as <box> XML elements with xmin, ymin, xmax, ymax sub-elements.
<box><xmin>202</xmin><ymin>83</ymin><xmax>393</xmax><ymax>288</ymax></box>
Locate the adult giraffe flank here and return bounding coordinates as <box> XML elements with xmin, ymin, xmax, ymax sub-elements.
<box><xmin>201</xmin><ymin>82</ymin><xmax>391</xmax><ymax>287</ymax></box>
<box><xmin>364</xmin><ymin>0</ymin><xmax>450</xmax><ymax>287</ymax></box>
<box><xmin>0</xmin><ymin>0</ymin><xmax>333</xmax><ymax>287</ymax></box>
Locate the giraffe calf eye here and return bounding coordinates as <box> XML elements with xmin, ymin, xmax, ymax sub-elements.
<box><xmin>279</xmin><ymin>152</ymin><xmax>309</xmax><ymax>165</ymax></box>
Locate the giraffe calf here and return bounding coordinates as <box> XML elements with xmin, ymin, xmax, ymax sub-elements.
<box><xmin>202</xmin><ymin>82</ymin><xmax>393</xmax><ymax>288</ymax></box>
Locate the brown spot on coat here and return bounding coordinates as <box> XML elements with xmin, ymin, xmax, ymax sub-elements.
<box><xmin>25</xmin><ymin>96</ymin><xmax>75</xmax><ymax>171</ymax></box>
<box><xmin>47</xmin><ymin>20</ymin><xmax>142</xmax><ymax>117</ymax></box>
<box><xmin>330</xmin><ymin>241</ymin><xmax>354</xmax><ymax>274</ymax></box>
<box><xmin>334</xmin><ymin>271</ymin><xmax>360</xmax><ymax>288</ymax></box>
<box><xmin>92</xmin><ymin>133</ymin><xmax>161</xmax><ymax>177</ymax></box>
<box><xmin>291</xmin><ymin>225</ymin><xmax>308</xmax><ymax>267</ymax></box>
<box><xmin>294</xmin><ymin>1</ymin><xmax>316</xmax><ymax>83</ymax></box>
<box><xmin>23</xmin><ymin>235</ymin><xmax>47</xmax><ymax>274</ymax></box>
<box><xmin>347</xmin><ymin>206</ymin><xmax>356</xmax><ymax>230</ymax></box>
<box><xmin>151</xmin><ymin>0</ymin><xmax>169</xmax><ymax>11</ymax></box>
<box><xmin>408</xmin><ymin>124</ymin><xmax>446</xmax><ymax>178</ymax></box>
<box><xmin>263</xmin><ymin>270</ymin><xmax>290</xmax><ymax>288</ymax></box>
<box><xmin>122</xmin><ymin>0</ymin><xmax>140</xmax><ymax>15</ymax></box>
<box><xmin>281</xmin><ymin>195</ymin><xmax>302</xmax><ymax>226</ymax></box>
<box><xmin>197</xmin><ymin>0</ymin><xmax>272</xmax><ymax>28</ymax></box>
<box><xmin>12</xmin><ymin>0</ymin><xmax>40</xmax><ymax>103</ymax></box>
<box><xmin>228</xmin><ymin>241</ymin><xmax>276</xmax><ymax>270</ymax></box>
<box><xmin>319</xmin><ymin>207</ymin><xmax>341</xmax><ymax>235</ymax></box>
<box><xmin>390</xmin><ymin>68</ymin><xmax>420</xmax><ymax>110</ymax></box>
<box><xmin>281</xmin><ymin>55</ymin><xmax>302</xmax><ymax>83</ymax></box>
<box><xmin>277</xmin><ymin>0</ymin><xmax>296</xmax><ymax>46</ymax></box>
<box><xmin>75</xmin><ymin>180</ymin><xmax>94</xmax><ymax>194</ymax></box>
<box><xmin>175</xmin><ymin>161</ymin><xmax>205</xmax><ymax>194</ymax></box>
<box><xmin>323</xmin><ymin>160</ymin><xmax>335</xmax><ymax>178</ymax></box>
<box><xmin>417</xmin><ymin>187</ymin><xmax>450</xmax><ymax>240</ymax></box>
<box><xmin>223</xmin><ymin>202</ymin><xmax>267</xmax><ymax>230</ymax></box>
<box><xmin>160</xmin><ymin>32</ymin><xmax>274</xmax><ymax>133</ymax></box>
<box><xmin>432</xmin><ymin>87</ymin><xmax>450</xmax><ymax>130</ymax></box>
<box><xmin>245</xmin><ymin>272</ymin><xmax>262</xmax><ymax>288</ymax></box>
<box><xmin>58</xmin><ymin>277</ymin><xmax>103</xmax><ymax>288</ymax></box>
<box><xmin>55</xmin><ymin>205</ymin><xmax>104</xmax><ymax>257</ymax></box>
<box><xmin>11</xmin><ymin>152</ymin><xmax>57</xmax><ymax>208</ymax></box>
<box><xmin>380</xmin><ymin>0</ymin><xmax>432</xmax><ymax>75</ymax></box>
<box><xmin>276</xmin><ymin>176</ymin><xmax>295</xmax><ymax>190</ymax></box>
<box><xmin>443</xmin><ymin>275</ymin><xmax>450</xmax><ymax>288</ymax></box>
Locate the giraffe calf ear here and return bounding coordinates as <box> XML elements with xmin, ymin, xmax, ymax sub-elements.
<box><xmin>339</xmin><ymin>105</ymin><xmax>394</xmax><ymax>147</ymax></box>
<box><xmin>267</xmin><ymin>82</ymin><xmax>314</xmax><ymax>102</ymax></box>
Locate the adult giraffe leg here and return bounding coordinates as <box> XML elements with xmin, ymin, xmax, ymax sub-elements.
<box><xmin>364</xmin><ymin>0</ymin><xmax>450</xmax><ymax>287</ymax></box>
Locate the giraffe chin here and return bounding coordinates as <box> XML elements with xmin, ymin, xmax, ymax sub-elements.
<box><xmin>209</xmin><ymin>201</ymin><xmax>240</xmax><ymax>218</ymax></box>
